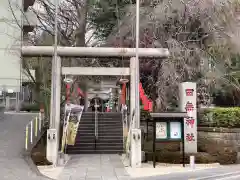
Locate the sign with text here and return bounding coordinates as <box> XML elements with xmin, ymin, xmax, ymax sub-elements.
<box><xmin>185</xmin><ymin>88</ymin><xmax>194</xmax><ymax>96</ymax></box>
<box><xmin>179</xmin><ymin>82</ymin><xmax>197</xmax><ymax>153</ymax></box>
<box><xmin>151</xmin><ymin>112</ymin><xmax>186</xmax><ymax>168</ymax></box>
<box><xmin>156</xmin><ymin>122</ymin><xmax>167</xmax><ymax>139</ymax></box>
<box><xmin>170</xmin><ymin>122</ymin><xmax>182</xmax><ymax>139</ymax></box>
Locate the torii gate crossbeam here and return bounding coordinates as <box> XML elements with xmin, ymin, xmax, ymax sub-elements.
<box><xmin>21</xmin><ymin>46</ymin><xmax>170</xmax><ymax>57</ymax></box>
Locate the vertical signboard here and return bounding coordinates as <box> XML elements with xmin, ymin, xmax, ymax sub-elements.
<box><xmin>179</xmin><ymin>82</ymin><xmax>197</xmax><ymax>153</ymax></box>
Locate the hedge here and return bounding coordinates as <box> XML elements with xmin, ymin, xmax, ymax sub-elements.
<box><xmin>20</xmin><ymin>103</ymin><xmax>40</xmax><ymax>112</ymax></box>
<box><xmin>198</xmin><ymin>107</ymin><xmax>240</xmax><ymax>128</ymax></box>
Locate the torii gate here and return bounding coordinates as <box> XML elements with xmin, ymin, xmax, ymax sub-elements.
<box><xmin>21</xmin><ymin>46</ymin><xmax>169</xmax><ymax>166</ymax></box>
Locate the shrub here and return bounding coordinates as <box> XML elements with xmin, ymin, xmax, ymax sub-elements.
<box><xmin>199</xmin><ymin>107</ymin><xmax>240</xmax><ymax>128</ymax></box>
<box><xmin>145</xmin><ymin>151</ymin><xmax>217</xmax><ymax>164</ymax></box>
<box><xmin>20</xmin><ymin>103</ymin><xmax>40</xmax><ymax>112</ymax></box>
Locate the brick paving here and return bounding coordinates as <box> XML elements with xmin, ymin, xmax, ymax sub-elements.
<box><xmin>58</xmin><ymin>154</ymin><xmax>130</xmax><ymax>180</ymax></box>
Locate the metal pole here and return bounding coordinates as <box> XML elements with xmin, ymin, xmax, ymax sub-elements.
<box><xmin>135</xmin><ymin>0</ymin><xmax>140</xmax><ymax>128</ymax></box>
<box><xmin>49</xmin><ymin>0</ymin><xmax>59</xmax><ymax>167</ymax></box>
<box><xmin>50</xmin><ymin>0</ymin><xmax>59</xmax><ymax>129</ymax></box>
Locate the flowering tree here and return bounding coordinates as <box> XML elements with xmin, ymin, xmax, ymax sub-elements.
<box><xmin>10</xmin><ymin>0</ymin><xmax>240</xmax><ymax>108</ymax></box>
<box><xmin>105</xmin><ymin>0</ymin><xmax>240</xmax><ymax>109</ymax></box>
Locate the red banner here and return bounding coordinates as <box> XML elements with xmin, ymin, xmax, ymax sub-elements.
<box><xmin>121</xmin><ymin>83</ymin><xmax>126</xmax><ymax>105</ymax></box>
<box><xmin>120</xmin><ymin>82</ymin><xmax>152</xmax><ymax>111</ymax></box>
<box><xmin>66</xmin><ymin>84</ymin><xmax>71</xmax><ymax>103</ymax></box>
<box><xmin>77</xmin><ymin>87</ymin><xmax>84</xmax><ymax>97</ymax></box>
<box><xmin>139</xmin><ymin>83</ymin><xmax>152</xmax><ymax>112</ymax></box>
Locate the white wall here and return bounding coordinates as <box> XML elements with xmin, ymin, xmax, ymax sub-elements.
<box><xmin>0</xmin><ymin>0</ymin><xmax>22</xmax><ymax>92</ymax></box>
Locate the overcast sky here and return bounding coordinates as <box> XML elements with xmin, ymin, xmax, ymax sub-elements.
<box><xmin>31</xmin><ymin>0</ymin><xmax>99</xmax><ymax>46</ymax></box>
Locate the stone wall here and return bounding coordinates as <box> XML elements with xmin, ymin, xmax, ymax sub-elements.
<box><xmin>198</xmin><ymin>127</ymin><xmax>240</xmax><ymax>151</ymax></box>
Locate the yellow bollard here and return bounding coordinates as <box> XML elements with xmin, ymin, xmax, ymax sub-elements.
<box><xmin>35</xmin><ymin>117</ymin><xmax>38</xmax><ymax>137</ymax></box>
<box><xmin>25</xmin><ymin>125</ymin><xmax>28</xmax><ymax>150</ymax></box>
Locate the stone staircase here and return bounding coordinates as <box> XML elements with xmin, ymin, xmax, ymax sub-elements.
<box><xmin>66</xmin><ymin>112</ymin><xmax>124</xmax><ymax>154</ymax></box>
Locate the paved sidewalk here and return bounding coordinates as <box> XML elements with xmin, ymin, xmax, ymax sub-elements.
<box><xmin>39</xmin><ymin>154</ymin><xmax>221</xmax><ymax>180</ymax></box>
<box><xmin>125</xmin><ymin>162</ymin><xmax>220</xmax><ymax>178</ymax></box>
<box><xmin>0</xmin><ymin>111</ymin><xmax>225</xmax><ymax>180</ymax></box>
<box><xmin>57</xmin><ymin>154</ymin><xmax>130</xmax><ymax>180</ymax></box>
<box><xmin>0</xmin><ymin>112</ymin><xmax>49</xmax><ymax>180</ymax></box>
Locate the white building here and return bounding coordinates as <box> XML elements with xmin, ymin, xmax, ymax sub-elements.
<box><xmin>0</xmin><ymin>0</ymin><xmax>37</xmax><ymax>92</ymax></box>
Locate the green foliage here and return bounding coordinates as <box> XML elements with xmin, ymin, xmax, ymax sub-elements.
<box><xmin>89</xmin><ymin>0</ymin><xmax>132</xmax><ymax>40</ymax></box>
<box><xmin>209</xmin><ymin>53</ymin><xmax>240</xmax><ymax>106</ymax></box>
<box><xmin>20</xmin><ymin>103</ymin><xmax>40</xmax><ymax>112</ymax></box>
<box><xmin>199</xmin><ymin>107</ymin><xmax>240</xmax><ymax>127</ymax></box>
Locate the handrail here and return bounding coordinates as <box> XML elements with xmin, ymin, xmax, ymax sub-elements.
<box><xmin>125</xmin><ymin>109</ymin><xmax>135</xmax><ymax>155</ymax></box>
<box><xmin>95</xmin><ymin>110</ymin><xmax>98</xmax><ymax>139</ymax></box>
<box><xmin>121</xmin><ymin>104</ymin><xmax>127</xmax><ymax>148</ymax></box>
<box><xmin>94</xmin><ymin>101</ymin><xmax>98</xmax><ymax>140</ymax></box>
<box><xmin>121</xmin><ymin>104</ymin><xmax>128</xmax><ymax>127</ymax></box>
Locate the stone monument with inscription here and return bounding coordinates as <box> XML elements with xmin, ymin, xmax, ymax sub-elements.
<box><xmin>179</xmin><ymin>82</ymin><xmax>197</xmax><ymax>153</ymax></box>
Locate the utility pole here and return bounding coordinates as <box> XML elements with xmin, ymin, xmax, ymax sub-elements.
<box><xmin>135</xmin><ymin>0</ymin><xmax>140</xmax><ymax>128</ymax></box>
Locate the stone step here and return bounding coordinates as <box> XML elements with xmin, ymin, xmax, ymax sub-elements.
<box><xmin>77</xmin><ymin>127</ymin><xmax>123</xmax><ymax>131</ymax></box>
<box><xmin>97</xmin><ymin>123</ymin><xmax>122</xmax><ymax>126</ymax></box>
<box><xmin>77</xmin><ymin>128</ymin><xmax>122</xmax><ymax>133</ymax></box>
<box><xmin>67</xmin><ymin>144</ymin><xmax>123</xmax><ymax>151</ymax></box>
<box><xmin>66</xmin><ymin>112</ymin><xmax>123</xmax><ymax>154</ymax></box>
<box><xmin>78</xmin><ymin>121</ymin><xmax>122</xmax><ymax>125</ymax></box>
<box><xmin>97</xmin><ymin>126</ymin><xmax>123</xmax><ymax>131</ymax></box>
<box><xmin>75</xmin><ymin>138</ymin><xmax>123</xmax><ymax>144</ymax></box>
<box><xmin>76</xmin><ymin>133</ymin><xmax>123</xmax><ymax>138</ymax></box>
<box><xmin>75</xmin><ymin>134</ymin><xmax>122</xmax><ymax>138</ymax></box>
<box><xmin>66</xmin><ymin>149</ymin><xmax>124</xmax><ymax>154</ymax></box>
<box><xmin>73</xmin><ymin>142</ymin><xmax>123</xmax><ymax>147</ymax></box>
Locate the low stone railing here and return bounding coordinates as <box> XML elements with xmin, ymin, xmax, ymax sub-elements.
<box><xmin>25</xmin><ymin>112</ymin><xmax>47</xmax><ymax>152</ymax></box>
<box><xmin>198</xmin><ymin>127</ymin><xmax>240</xmax><ymax>151</ymax></box>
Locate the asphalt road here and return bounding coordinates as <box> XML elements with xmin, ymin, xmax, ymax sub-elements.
<box><xmin>135</xmin><ymin>165</ymin><xmax>240</xmax><ymax>180</ymax></box>
<box><xmin>0</xmin><ymin>112</ymin><xmax>49</xmax><ymax>180</ymax></box>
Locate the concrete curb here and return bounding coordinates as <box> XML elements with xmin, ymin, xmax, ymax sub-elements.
<box><xmin>4</xmin><ymin>111</ymin><xmax>38</xmax><ymax>115</ymax></box>
<box><xmin>22</xmin><ymin>152</ymin><xmax>54</xmax><ymax>180</ymax></box>
<box><xmin>37</xmin><ymin>155</ymin><xmax>72</xmax><ymax>180</ymax></box>
<box><xmin>22</xmin><ymin>143</ymin><xmax>54</xmax><ymax>180</ymax></box>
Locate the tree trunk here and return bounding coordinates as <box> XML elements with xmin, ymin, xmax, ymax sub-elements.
<box><xmin>33</xmin><ymin>66</ymin><xmax>41</xmax><ymax>103</ymax></box>
<box><xmin>74</xmin><ymin>0</ymin><xmax>88</xmax><ymax>47</ymax></box>
<box><xmin>70</xmin><ymin>0</ymin><xmax>89</xmax><ymax>104</ymax></box>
